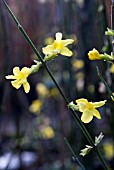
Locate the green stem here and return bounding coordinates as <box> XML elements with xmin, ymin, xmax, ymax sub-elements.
<box><xmin>97</xmin><ymin>66</ymin><xmax>114</xmax><ymax>99</ymax></box>
<box><xmin>2</xmin><ymin>0</ymin><xmax>108</xmax><ymax>169</ymax></box>
<box><xmin>64</xmin><ymin>138</ymin><xmax>85</xmax><ymax>170</ymax></box>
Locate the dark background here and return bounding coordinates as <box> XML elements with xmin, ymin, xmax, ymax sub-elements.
<box><xmin>0</xmin><ymin>0</ymin><xmax>113</xmax><ymax>170</ymax></box>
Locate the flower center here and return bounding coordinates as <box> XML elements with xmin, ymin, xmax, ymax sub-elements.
<box><xmin>86</xmin><ymin>103</ymin><xmax>93</xmax><ymax>110</ymax></box>
<box><xmin>54</xmin><ymin>41</ymin><xmax>63</xmax><ymax>50</ymax></box>
<box><xmin>16</xmin><ymin>73</ymin><xmax>27</xmax><ymax>83</ymax></box>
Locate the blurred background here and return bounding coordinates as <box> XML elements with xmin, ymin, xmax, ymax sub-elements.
<box><xmin>0</xmin><ymin>0</ymin><xmax>114</xmax><ymax>169</ymax></box>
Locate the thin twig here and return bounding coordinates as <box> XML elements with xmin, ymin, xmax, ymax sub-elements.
<box><xmin>64</xmin><ymin>138</ymin><xmax>85</xmax><ymax>170</ymax></box>
<box><xmin>96</xmin><ymin>66</ymin><xmax>114</xmax><ymax>99</ymax></box>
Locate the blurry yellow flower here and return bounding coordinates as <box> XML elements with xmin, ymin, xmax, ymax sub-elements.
<box><xmin>42</xmin><ymin>32</ymin><xmax>74</xmax><ymax>57</ymax></box>
<box><xmin>103</xmin><ymin>142</ymin><xmax>114</xmax><ymax>160</ymax></box>
<box><xmin>50</xmin><ymin>87</ymin><xmax>59</xmax><ymax>97</ymax></box>
<box><xmin>110</xmin><ymin>64</ymin><xmax>114</xmax><ymax>73</ymax></box>
<box><xmin>72</xmin><ymin>59</ymin><xmax>84</xmax><ymax>70</ymax></box>
<box><xmin>76</xmin><ymin>98</ymin><xmax>106</xmax><ymax>123</ymax></box>
<box><xmin>44</xmin><ymin>37</ymin><xmax>54</xmax><ymax>45</ymax></box>
<box><xmin>88</xmin><ymin>84</ymin><xmax>95</xmax><ymax>93</ymax></box>
<box><xmin>29</xmin><ymin>99</ymin><xmax>42</xmax><ymax>114</ymax></box>
<box><xmin>36</xmin><ymin>83</ymin><xmax>49</xmax><ymax>97</ymax></box>
<box><xmin>40</xmin><ymin>126</ymin><xmax>55</xmax><ymax>139</ymax></box>
<box><xmin>88</xmin><ymin>48</ymin><xmax>104</xmax><ymax>60</ymax></box>
<box><xmin>75</xmin><ymin>72</ymin><xmax>84</xmax><ymax>80</ymax></box>
<box><xmin>6</xmin><ymin>67</ymin><xmax>30</xmax><ymax>93</ymax></box>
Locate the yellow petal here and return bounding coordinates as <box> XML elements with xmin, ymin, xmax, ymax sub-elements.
<box><xmin>76</xmin><ymin>98</ymin><xmax>88</xmax><ymax>103</ymax></box>
<box><xmin>81</xmin><ymin>110</ymin><xmax>93</xmax><ymax>123</ymax></box>
<box><xmin>5</xmin><ymin>75</ymin><xmax>16</xmax><ymax>79</ymax></box>
<box><xmin>88</xmin><ymin>48</ymin><xmax>103</xmax><ymax>60</ymax></box>
<box><xmin>93</xmin><ymin>109</ymin><xmax>101</xmax><ymax>119</ymax></box>
<box><xmin>62</xmin><ymin>39</ymin><xmax>74</xmax><ymax>46</ymax></box>
<box><xmin>110</xmin><ymin>64</ymin><xmax>114</xmax><ymax>73</ymax></box>
<box><xmin>11</xmin><ymin>80</ymin><xmax>22</xmax><ymax>89</ymax></box>
<box><xmin>91</xmin><ymin>100</ymin><xmax>106</xmax><ymax>108</ymax></box>
<box><xmin>77</xmin><ymin>102</ymin><xmax>87</xmax><ymax>112</ymax></box>
<box><xmin>76</xmin><ymin>98</ymin><xmax>88</xmax><ymax>112</ymax></box>
<box><xmin>60</xmin><ymin>47</ymin><xmax>73</xmax><ymax>56</ymax></box>
<box><xmin>42</xmin><ymin>45</ymin><xmax>54</xmax><ymax>55</ymax></box>
<box><xmin>13</xmin><ymin>67</ymin><xmax>20</xmax><ymax>76</ymax></box>
<box><xmin>21</xmin><ymin>67</ymin><xmax>30</xmax><ymax>76</ymax></box>
<box><xmin>23</xmin><ymin>82</ymin><xmax>30</xmax><ymax>93</ymax></box>
<box><xmin>56</xmin><ymin>32</ymin><xmax>62</xmax><ymax>41</ymax></box>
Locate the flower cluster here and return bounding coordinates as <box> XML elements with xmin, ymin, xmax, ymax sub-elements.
<box><xmin>6</xmin><ymin>32</ymin><xmax>74</xmax><ymax>93</ymax></box>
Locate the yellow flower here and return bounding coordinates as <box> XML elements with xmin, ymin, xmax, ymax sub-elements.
<box><xmin>88</xmin><ymin>48</ymin><xmax>104</xmax><ymax>60</ymax></box>
<box><xmin>50</xmin><ymin>87</ymin><xmax>59</xmax><ymax>97</ymax></box>
<box><xmin>72</xmin><ymin>59</ymin><xmax>84</xmax><ymax>70</ymax></box>
<box><xmin>88</xmin><ymin>84</ymin><xmax>95</xmax><ymax>93</ymax></box>
<box><xmin>6</xmin><ymin>67</ymin><xmax>30</xmax><ymax>93</ymax></box>
<box><xmin>42</xmin><ymin>32</ymin><xmax>74</xmax><ymax>57</ymax></box>
<box><xmin>36</xmin><ymin>83</ymin><xmax>49</xmax><ymax>97</ymax></box>
<box><xmin>103</xmin><ymin>142</ymin><xmax>114</xmax><ymax>160</ymax></box>
<box><xmin>110</xmin><ymin>64</ymin><xmax>114</xmax><ymax>73</ymax></box>
<box><xmin>76</xmin><ymin>98</ymin><xmax>106</xmax><ymax>123</ymax></box>
<box><xmin>75</xmin><ymin>72</ymin><xmax>84</xmax><ymax>80</ymax></box>
<box><xmin>44</xmin><ymin>36</ymin><xmax>54</xmax><ymax>45</ymax></box>
<box><xmin>40</xmin><ymin>126</ymin><xmax>55</xmax><ymax>139</ymax></box>
<box><xmin>29</xmin><ymin>99</ymin><xmax>42</xmax><ymax>114</ymax></box>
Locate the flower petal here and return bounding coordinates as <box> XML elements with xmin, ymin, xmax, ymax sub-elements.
<box><xmin>42</xmin><ymin>45</ymin><xmax>54</xmax><ymax>55</ymax></box>
<box><xmin>91</xmin><ymin>100</ymin><xmax>106</xmax><ymax>108</ymax></box>
<box><xmin>77</xmin><ymin>102</ymin><xmax>87</xmax><ymax>112</ymax></box>
<box><xmin>23</xmin><ymin>82</ymin><xmax>30</xmax><ymax>93</ymax></box>
<box><xmin>81</xmin><ymin>110</ymin><xmax>93</xmax><ymax>123</ymax></box>
<box><xmin>76</xmin><ymin>98</ymin><xmax>88</xmax><ymax>103</ymax></box>
<box><xmin>62</xmin><ymin>39</ymin><xmax>74</xmax><ymax>46</ymax></box>
<box><xmin>60</xmin><ymin>47</ymin><xmax>73</xmax><ymax>56</ymax></box>
<box><xmin>88</xmin><ymin>48</ymin><xmax>103</xmax><ymax>60</ymax></box>
<box><xmin>76</xmin><ymin>98</ymin><xmax>88</xmax><ymax>112</ymax></box>
<box><xmin>56</xmin><ymin>32</ymin><xmax>62</xmax><ymax>41</ymax></box>
<box><xmin>5</xmin><ymin>75</ymin><xmax>16</xmax><ymax>79</ymax></box>
<box><xmin>11</xmin><ymin>80</ymin><xmax>22</xmax><ymax>89</ymax></box>
<box><xmin>110</xmin><ymin>64</ymin><xmax>114</xmax><ymax>73</ymax></box>
<box><xmin>93</xmin><ymin>109</ymin><xmax>101</xmax><ymax>119</ymax></box>
<box><xmin>21</xmin><ymin>67</ymin><xmax>30</xmax><ymax>77</ymax></box>
<box><xmin>13</xmin><ymin>67</ymin><xmax>20</xmax><ymax>76</ymax></box>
